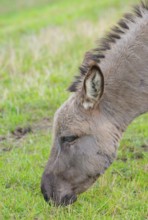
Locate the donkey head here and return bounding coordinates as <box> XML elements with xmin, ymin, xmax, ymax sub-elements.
<box><xmin>41</xmin><ymin>61</ymin><xmax>117</xmax><ymax>206</ymax></box>
<box><xmin>41</xmin><ymin>1</ymin><xmax>148</xmax><ymax>205</ymax></box>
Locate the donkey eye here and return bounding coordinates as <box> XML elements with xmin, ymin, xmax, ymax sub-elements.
<box><xmin>60</xmin><ymin>135</ymin><xmax>78</xmax><ymax>144</ymax></box>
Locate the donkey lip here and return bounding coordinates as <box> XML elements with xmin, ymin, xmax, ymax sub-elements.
<box><xmin>58</xmin><ymin>194</ymin><xmax>77</xmax><ymax>206</ymax></box>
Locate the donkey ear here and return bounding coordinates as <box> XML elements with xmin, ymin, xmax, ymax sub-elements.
<box><xmin>82</xmin><ymin>64</ymin><xmax>104</xmax><ymax>110</ymax></box>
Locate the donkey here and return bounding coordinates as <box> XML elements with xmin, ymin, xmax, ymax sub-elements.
<box><xmin>41</xmin><ymin>2</ymin><xmax>148</xmax><ymax>206</ymax></box>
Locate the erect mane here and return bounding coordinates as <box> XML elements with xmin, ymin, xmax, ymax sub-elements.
<box><xmin>68</xmin><ymin>1</ymin><xmax>148</xmax><ymax>92</ymax></box>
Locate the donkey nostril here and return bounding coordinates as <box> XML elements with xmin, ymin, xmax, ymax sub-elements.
<box><xmin>41</xmin><ymin>183</ymin><xmax>49</xmax><ymax>202</ymax></box>
<box><xmin>41</xmin><ymin>172</ymin><xmax>56</xmax><ymax>203</ymax></box>
<box><xmin>43</xmin><ymin>192</ymin><xmax>49</xmax><ymax>202</ymax></box>
<box><xmin>60</xmin><ymin>194</ymin><xmax>77</xmax><ymax>206</ymax></box>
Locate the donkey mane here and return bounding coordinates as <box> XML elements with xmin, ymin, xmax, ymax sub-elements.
<box><xmin>69</xmin><ymin>1</ymin><xmax>148</xmax><ymax>92</ymax></box>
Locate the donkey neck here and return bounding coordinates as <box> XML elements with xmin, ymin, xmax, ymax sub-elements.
<box><xmin>100</xmin><ymin>13</ymin><xmax>148</xmax><ymax>131</ymax></box>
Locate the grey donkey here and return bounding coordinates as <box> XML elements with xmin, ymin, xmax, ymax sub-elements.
<box><xmin>41</xmin><ymin>2</ymin><xmax>148</xmax><ymax>206</ymax></box>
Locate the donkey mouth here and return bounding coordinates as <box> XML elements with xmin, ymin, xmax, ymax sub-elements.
<box><xmin>59</xmin><ymin>193</ymin><xmax>77</xmax><ymax>206</ymax></box>
<box><xmin>47</xmin><ymin>193</ymin><xmax>77</xmax><ymax>206</ymax></box>
<box><xmin>42</xmin><ymin>188</ymin><xmax>77</xmax><ymax>206</ymax></box>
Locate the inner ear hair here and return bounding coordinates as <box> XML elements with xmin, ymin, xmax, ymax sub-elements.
<box><xmin>83</xmin><ymin>62</ymin><xmax>104</xmax><ymax>110</ymax></box>
<box><xmin>86</xmin><ymin>66</ymin><xmax>103</xmax><ymax>96</ymax></box>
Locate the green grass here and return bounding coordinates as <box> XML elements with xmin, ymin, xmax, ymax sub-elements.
<box><xmin>0</xmin><ymin>0</ymin><xmax>148</xmax><ymax>219</ymax></box>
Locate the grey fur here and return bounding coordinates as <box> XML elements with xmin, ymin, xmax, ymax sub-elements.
<box><xmin>41</xmin><ymin>2</ymin><xmax>148</xmax><ymax>206</ymax></box>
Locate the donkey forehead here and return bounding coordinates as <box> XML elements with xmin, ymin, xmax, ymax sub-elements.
<box><xmin>53</xmin><ymin>97</ymin><xmax>92</xmax><ymax>135</ymax></box>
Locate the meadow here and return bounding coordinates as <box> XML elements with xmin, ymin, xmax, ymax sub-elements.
<box><xmin>0</xmin><ymin>0</ymin><xmax>148</xmax><ymax>219</ymax></box>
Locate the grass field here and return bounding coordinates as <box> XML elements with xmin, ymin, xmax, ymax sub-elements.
<box><xmin>0</xmin><ymin>0</ymin><xmax>148</xmax><ymax>219</ymax></box>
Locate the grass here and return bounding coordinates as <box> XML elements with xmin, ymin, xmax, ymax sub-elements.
<box><xmin>0</xmin><ymin>0</ymin><xmax>148</xmax><ymax>219</ymax></box>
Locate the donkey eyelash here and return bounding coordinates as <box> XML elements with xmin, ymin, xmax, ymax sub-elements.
<box><xmin>60</xmin><ymin>135</ymin><xmax>79</xmax><ymax>144</ymax></box>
